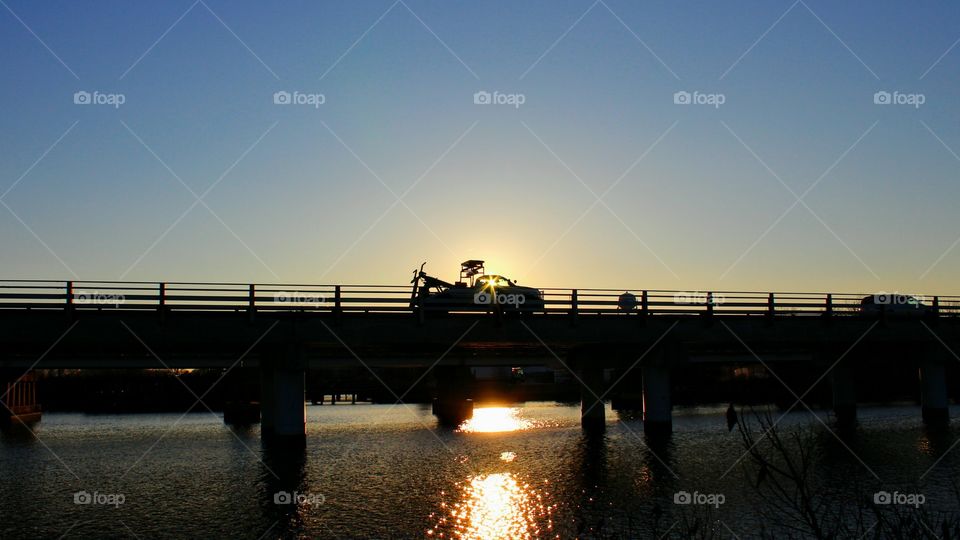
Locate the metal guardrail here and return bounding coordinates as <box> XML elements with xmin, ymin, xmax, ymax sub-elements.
<box><xmin>0</xmin><ymin>280</ymin><xmax>957</xmax><ymax>317</ymax></box>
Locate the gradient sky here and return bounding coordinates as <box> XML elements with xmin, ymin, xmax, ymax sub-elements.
<box><xmin>2</xmin><ymin>0</ymin><xmax>960</xmax><ymax>293</ymax></box>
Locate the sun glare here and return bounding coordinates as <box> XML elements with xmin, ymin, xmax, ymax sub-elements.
<box><xmin>457</xmin><ymin>407</ymin><xmax>531</xmax><ymax>433</ymax></box>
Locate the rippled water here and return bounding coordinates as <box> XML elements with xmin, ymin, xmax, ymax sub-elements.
<box><xmin>1</xmin><ymin>403</ymin><xmax>959</xmax><ymax>539</ymax></box>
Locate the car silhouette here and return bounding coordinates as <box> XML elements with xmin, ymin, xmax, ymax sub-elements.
<box><xmin>859</xmin><ymin>293</ymin><xmax>932</xmax><ymax>317</ymax></box>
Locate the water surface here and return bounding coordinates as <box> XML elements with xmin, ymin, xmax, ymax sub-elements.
<box><xmin>1</xmin><ymin>403</ymin><xmax>958</xmax><ymax>538</ymax></box>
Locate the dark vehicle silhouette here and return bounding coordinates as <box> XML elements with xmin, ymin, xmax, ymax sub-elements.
<box><xmin>410</xmin><ymin>260</ymin><xmax>545</xmax><ymax>314</ymax></box>
<box><xmin>860</xmin><ymin>293</ymin><xmax>932</xmax><ymax>317</ymax></box>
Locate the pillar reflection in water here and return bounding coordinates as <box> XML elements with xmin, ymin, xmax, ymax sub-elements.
<box><xmin>260</xmin><ymin>440</ymin><xmax>309</xmax><ymax>534</ymax></box>
<box><xmin>573</xmin><ymin>431</ymin><xmax>607</xmax><ymax>536</ymax></box>
<box><xmin>636</xmin><ymin>431</ymin><xmax>677</xmax><ymax>501</ymax></box>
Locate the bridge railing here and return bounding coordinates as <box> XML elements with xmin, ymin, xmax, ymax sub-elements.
<box><xmin>539</xmin><ymin>289</ymin><xmax>871</xmax><ymax>316</ymax></box>
<box><xmin>0</xmin><ymin>280</ymin><xmax>957</xmax><ymax>317</ymax></box>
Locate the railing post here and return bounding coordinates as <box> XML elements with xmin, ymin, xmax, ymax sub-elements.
<box><xmin>825</xmin><ymin>294</ymin><xmax>833</xmax><ymax>317</ymax></box>
<box><xmin>65</xmin><ymin>281</ymin><xmax>74</xmax><ymax>311</ymax></box>
<box><xmin>248</xmin><ymin>284</ymin><xmax>256</xmax><ymax>321</ymax></box>
<box><xmin>334</xmin><ymin>285</ymin><xmax>342</xmax><ymax>317</ymax></box>
<box><xmin>570</xmin><ymin>289</ymin><xmax>578</xmax><ymax>322</ymax></box>
<box><xmin>768</xmin><ymin>293</ymin><xmax>775</xmax><ymax>317</ymax></box>
<box><xmin>706</xmin><ymin>292</ymin><xmax>714</xmax><ymax>316</ymax></box>
<box><xmin>159</xmin><ymin>282</ymin><xmax>166</xmax><ymax>321</ymax></box>
<box><xmin>932</xmin><ymin>296</ymin><xmax>940</xmax><ymax>317</ymax></box>
<box><xmin>641</xmin><ymin>290</ymin><xmax>649</xmax><ymax>316</ymax></box>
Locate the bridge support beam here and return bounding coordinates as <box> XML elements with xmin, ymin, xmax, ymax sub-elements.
<box><xmin>642</xmin><ymin>364</ymin><xmax>672</xmax><ymax>436</ymax></box>
<box><xmin>920</xmin><ymin>351</ymin><xmax>949</xmax><ymax>425</ymax></box>
<box><xmin>579</xmin><ymin>365</ymin><xmax>605</xmax><ymax>431</ymax></box>
<box><xmin>830</xmin><ymin>360</ymin><xmax>857</xmax><ymax>428</ymax></box>
<box><xmin>260</xmin><ymin>350</ymin><xmax>306</xmax><ymax>442</ymax></box>
<box><xmin>433</xmin><ymin>366</ymin><xmax>473</xmax><ymax>427</ymax></box>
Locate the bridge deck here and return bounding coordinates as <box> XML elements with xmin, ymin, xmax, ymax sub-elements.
<box><xmin>2</xmin><ymin>308</ymin><xmax>958</xmax><ymax>369</ymax></box>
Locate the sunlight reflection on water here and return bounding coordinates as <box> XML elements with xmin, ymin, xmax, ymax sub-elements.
<box><xmin>429</xmin><ymin>472</ymin><xmax>556</xmax><ymax>540</ymax></box>
<box><xmin>456</xmin><ymin>407</ymin><xmax>532</xmax><ymax>433</ymax></box>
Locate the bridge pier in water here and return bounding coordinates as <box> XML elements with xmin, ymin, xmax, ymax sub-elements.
<box><xmin>642</xmin><ymin>363</ymin><xmax>672</xmax><ymax>436</ymax></box>
<box><xmin>259</xmin><ymin>348</ymin><xmax>306</xmax><ymax>442</ymax></box>
<box><xmin>830</xmin><ymin>358</ymin><xmax>857</xmax><ymax>428</ymax></box>
<box><xmin>920</xmin><ymin>348</ymin><xmax>949</xmax><ymax>425</ymax></box>
<box><xmin>223</xmin><ymin>368</ymin><xmax>261</xmax><ymax>425</ymax></box>
<box><xmin>579</xmin><ymin>365</ymin><xmax>605</xmax><ymax>431</ymax></box>
<box><xmin>610</xmin><ymin>366</ymin><xmax>644</xmax><ymax>411</ymax></box>
<box><xmin>432</xmin><ymin>366</ymin><xmax>473</xmax><ymax>427</ymax></box>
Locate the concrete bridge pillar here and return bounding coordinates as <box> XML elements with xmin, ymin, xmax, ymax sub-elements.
<box><xmin>579</xmin><ymin>365</ymin><xmax>605</xmax><ymax>431</ymax></box>
<box><xmin>260</xmin><ymin>367</ymin><xmax>276</xmax><ymax>434</ymax></box>
<box><xmin>642</xmin><ymin>363</ymin><xmax>671</xmax><ymax>435</ymax></box>
<box><xmin>432</xmin><ymin>366</ymin><xmax>473</xmax><ymax>427</ymax></box>
<box><xmin>830</xmin><ymin>360</ymin><xmax>857</xmax><ymax>428</ymax></box>
<box><xmin>223</xmin><ymin>368</ymin><xmax>260</xmax><ymax>425</ymax></box>
<box><xmin>260</xmin><ymin>348</ymin><xmax>306</xmax><ymax>441</ymax></box>
<box><xmin>920</xmin><ymin>351</ymin><xmax>949</xmax><ymax>425</ymax></box>
<box><xmin>610</xmin><ymin>366</ymin><xmax>643</xmax><ymax>411</ymax></box>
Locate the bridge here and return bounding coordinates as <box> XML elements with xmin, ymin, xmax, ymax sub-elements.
<box><xmin>2</xmin><ymin>280</ymin><xmax>959</xmax><ymax>439</ymax></box>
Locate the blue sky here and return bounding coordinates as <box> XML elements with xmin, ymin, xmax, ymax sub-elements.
<box><xmin>2</xmin><ymin>0</ymin><xmax>960</xmax><ymax>293</ymax></box>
